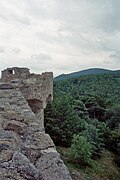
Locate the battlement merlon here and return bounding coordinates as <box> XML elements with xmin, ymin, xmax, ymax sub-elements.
<box><xmin>1</xmin><ymin>67</ymin><xmax>53</xmax><ymax>109</ymax></box>
<box><xmin>1</xmin><ymin>67</ymin><xmax>30</xmax><ymax>80</ymax></box>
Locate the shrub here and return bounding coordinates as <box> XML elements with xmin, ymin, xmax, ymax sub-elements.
<box><xmin>81</xmin><ymin>124</ymin><xmax>104</xmax><ymax>157</ymax></box>
<box><xmin>70</xmin><ymin>134</ymin><xmax>92</xmax><ymax>165</ymax></box>
<box><xmin>108</xmin><ymin>126</ymin><xmax>120</xmax><ymax>154</ymax></box>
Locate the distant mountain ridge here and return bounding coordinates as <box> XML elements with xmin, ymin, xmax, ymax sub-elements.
<box><xmin>54</xmin><ymin>68</ymin><xmax>120</xmax><ymax>81</ymax></box>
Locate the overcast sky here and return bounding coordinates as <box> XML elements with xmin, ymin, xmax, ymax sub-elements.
<box><xmin>0</xmin><ymin>0</ymin><xmax>120</xmax><ymax>76</ymax></box>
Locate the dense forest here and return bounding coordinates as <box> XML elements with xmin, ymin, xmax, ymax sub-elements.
<box><xmin>45</xmin><ymin>72</ymin><xmax>120</xmax><ymax>179</ymax></box>
<box><xmin>54</xmin><ymin>68</ymin><xmax>120</xmax><ymax>81</ymax></box>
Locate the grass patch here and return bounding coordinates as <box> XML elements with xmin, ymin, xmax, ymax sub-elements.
<box><xmin>57</xmin><ymin>147</ymin><xmax>120</xmax><ymax>180</ymax></box>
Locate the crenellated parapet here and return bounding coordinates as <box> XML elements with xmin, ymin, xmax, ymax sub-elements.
<box><xmin>1</xmin><ymin>67</ymin><xmax>53</xmax><ymax>104</ymax></box>
<box><xmin>1</xmin><ymin>67</ymin><xmax>30</xmax><ymax>80</ymax></box>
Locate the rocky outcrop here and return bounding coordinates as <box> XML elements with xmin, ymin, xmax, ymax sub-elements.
<box><xmin>0</xmin><ymin>68</ymin><xmax>72</xmax><ymax>180</ymax></box>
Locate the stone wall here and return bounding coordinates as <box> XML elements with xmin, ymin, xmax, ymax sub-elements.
<box><xmin>0</xmin><ymin>67</ymin><xmax>72</xmax><ymax>180</ymax></box>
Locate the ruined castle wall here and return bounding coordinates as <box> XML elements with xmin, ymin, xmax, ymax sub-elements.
<box><xmin>1</xmin><ymin>68</ymin><xmax>53</xmax><ymax>107</ymax></box>
<box><xmin>1</xmin><ymin>67</ymin><xmax>30</xmax><ymax>81</ymax></box>
<box><xmin>0</xmin><ymin>67</ymin><xmax>72</xmax><ymax>180</ymax></box>
<box><xmin>19</xmin><ymin>71</ymin><xmax>53</xmax><ymax>128</ymax></box>
<box><xmin>20</xmin><ymin>72</ymin><xmax>53</xmax><ymax>108</ymax></box>
<box><xmin>1</xmin><ymin>68</ymin><xmax>53</xmax><ymax>128</ymax></box>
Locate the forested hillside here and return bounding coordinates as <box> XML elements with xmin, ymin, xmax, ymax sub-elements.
<box><xmin>45</xmin><ymin>72</ymin><xmax>120</xmax><ymax>179</ymax></box>
<box><xmin>54</xmin><ymin>68</ymin><xmax>120</xmax><ymax>81</ymax></box>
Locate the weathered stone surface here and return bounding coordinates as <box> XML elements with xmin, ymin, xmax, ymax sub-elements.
<box><xmin>0</xmin><ymin>130</ymin><xmax>21</xmax><ymax>162</ymax></box>
<box><xmin>3</xmin><ymin>111</ymin><xmax>24</xmax><ymax>122</ymax></box>
<box><xmin>0</xmin><ymin>167</ymin><xmax>26</xmax><ymax>180</ymax></box>
<box><xmin>4</xmin><ymin>120</ymin><xmax>27</xmax><ymax>135</ymax></box>
<box><xmin>0</xmin><ymin>106</ymin><xmax>5</xmax><ymax>111</ymax></box>
<box><xmin>11</xmin><ymin>152</ymin><xmax>39</xmax><ymax>180</ymax></box>
<box><xmin>25</xmin><ymin>132</ymin><xmax>55</xmax><ymax>150</ymax></box>
<box><xmin>0</xmin><ymin>117</ymin><xmax>7</xmax><ymax>130</ymax></box>
<box><xmin>0</xmin><ymin>149</ymin><xmax>13</xmax><ymax>163</ymax></box>
<box><xmin>1</xmin><ymin>152</ymin><xmax>39</xmax><ymax>180</ymax></box>
<box><xmin>22</xmin><ymin>132</ymin><xmax>55</xmax><ymax>163</ymax></box>
<box><xmin>0</xmin><ymin>84</ymin><xmax>14</xmax><ymax>90</ymax></box>
<box><xmin>0</xmin><ymin>67</ymin><xmax>72</xmax><ymax>180</ymax></box>
<box><xmin>36</xmin><ymin>150</ymin><xmax>72</xmax><ymax>180</ymax></box>
<box><xmin>21</xmin><ymin>145</ymin><xmax>42</xmax><ymax>164</ymax></box>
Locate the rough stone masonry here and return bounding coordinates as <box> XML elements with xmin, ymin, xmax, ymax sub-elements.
<box><xmin>0</xmin><ymin>67</ymin><xmax>72</xmax><ymax>180</ymax></box>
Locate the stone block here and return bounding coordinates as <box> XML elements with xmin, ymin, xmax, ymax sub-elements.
<box><xmin>0</xmin><ymin>130</ymin><xmax>21</xmax><ymax>162</ymax></box>
<box><xmin>0</xmin><ymin>84</ymin><xmax>14</xmax><ymax>90</ymax></box>
<box><xmin>36</xmin><ymin>151</ymin><xmax>72</xmax><ymax>180</ymax></box>
<box><xmin>12</xmin><ymin>152</ymin><xmax>39</xmax><ymax>180</ymax></box>
<box><xmin>0</xmin><ymin>106</ymin><xmax>5</xmax><ymax>111</ymax></box>
<box><xmin>4</xmin><ymin>120</ymin><xmax>27</xmax><ymax>135</ymax></box>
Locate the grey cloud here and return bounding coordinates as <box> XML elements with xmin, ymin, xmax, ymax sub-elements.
<box><xmin>24</xmin><ymin>0</ymin><xmax>56</xmax><ymax>19</ymax></box>
<box><xmin>20</xmin><ymin>53</ymin><xmax>53</xmax><ymax>72</ymax></box>
<box><xmin>0</xmin><ymin>0</ymin><xmax>120</xmax><ymax>75</ymax></box>
<box><xmin>96</xmin><ymin>0</ymin><xmax>120</xmax><ymax>32</ymax></box>
<box><xmin>0</xmin><ymin>1</ymin><xmax>31</xmax><ymax>26</ymax></box>
<box><xmin>0</xmin><ymin>13</ymin><xmax>8</xmax><ymax>21</ymax></box>
<box><xmin>35</xmin><ymin>32</ymin><xmax>55</xmax><ymax>43</ymax></box>
<box><xmin>54</xmin><ymin>0</ymin><xmax>120</xmax><ymax>47</ymax></box>
<box><xmin>109</xmin><ymin>52</ymin><xmax>120</xmax><ymax>62</ymax></box>
<box><xmin>0</xmin><ymin>13</ymin><xmax>30</xmax><ymax>26</ymax></box>
<box><xmin>12</xmin><ymin>48</ymin><xmax>21</xmax><ymax>54</ymax></box>
<box><xmin>0</xmin><ymin>47</ymin><xmax>5</xmax><ymax>53</ymax></box>
<box><xmin>10</xmin><ymin>14</ymin><xmax>31</xmax><ymax>26</ymax></box>
<box><xmin>104</xmin><ymin>60</ymin><xmax>112</xmax><ymax>65</ymax></box>
<box><xmin>48</xmin><ymin>0</ymin><xmax>120</xmax><ymax>55</ymax></box>
<box><xmin>56</xmin><ymin>0</ymin><xmax>120</xmax><ymax>33</ymax></box>
<box><xmin>31</xmin><ymin>53</ymin><xmax>52</xmax><ymax>63</ymax></box>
